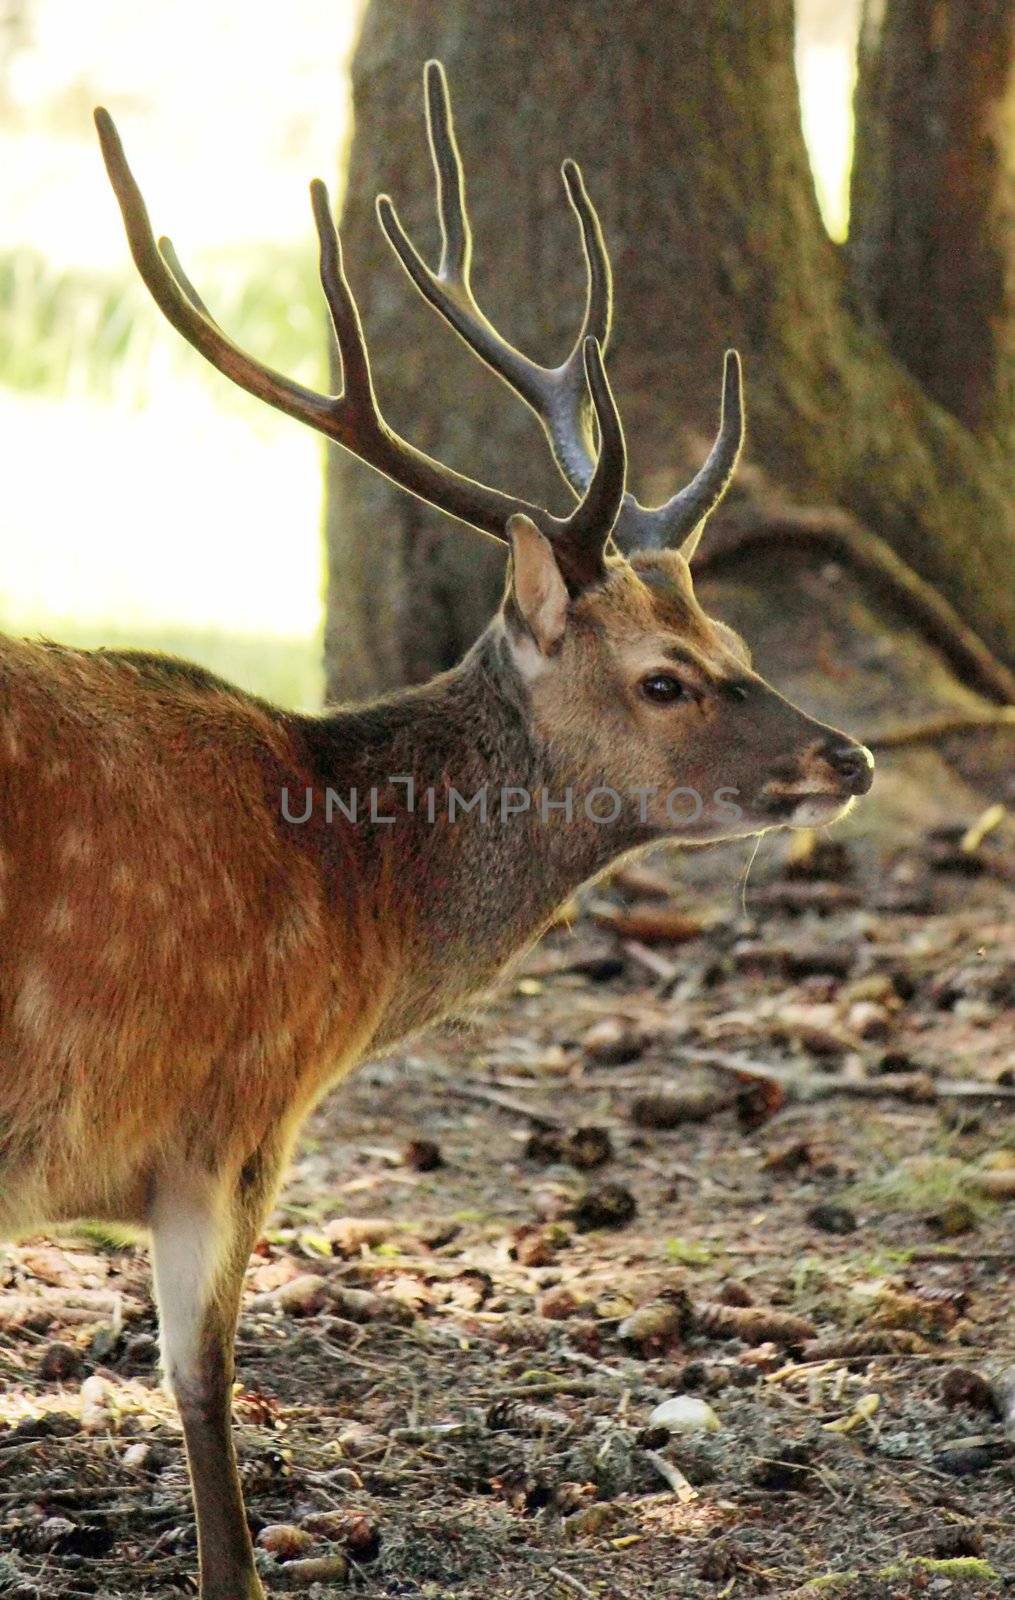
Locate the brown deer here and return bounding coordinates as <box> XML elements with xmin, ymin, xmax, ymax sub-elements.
<box><xmin>0</xmin><ymin>62</ymin><xmax>872</xmax><ymax>1600</ymax></box>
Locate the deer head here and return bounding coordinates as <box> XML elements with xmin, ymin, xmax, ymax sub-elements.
<box><xmin>94</xmin><ymin>62</ymin><xmax>872</xmax><ymax>849</ymax></box>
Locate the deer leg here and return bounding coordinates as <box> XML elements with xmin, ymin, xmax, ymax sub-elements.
<box><xmin>150</xmin><ymin>1152</ymin><xmax>280</xmax><ymax>1600</ymax></box>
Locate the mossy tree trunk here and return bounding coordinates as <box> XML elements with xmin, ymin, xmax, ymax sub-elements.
<box><xmin>324</xmin><ymin>0</ymin><xmax>1015</xmax><ymax>700</ymax></box>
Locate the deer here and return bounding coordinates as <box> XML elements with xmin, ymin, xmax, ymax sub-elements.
<box><xmin>0</xmin><ymin>61</ymin><xmax>873</xmax><ymax>1600</ymax></box>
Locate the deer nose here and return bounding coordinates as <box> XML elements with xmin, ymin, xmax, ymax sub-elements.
<box><xmin>824</xmin><ymin>739</ymin><xmax>874</xmax><ymax>795</ymax></box>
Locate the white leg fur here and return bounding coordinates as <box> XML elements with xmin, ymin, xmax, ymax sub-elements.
<box><xmin>149</xmin><ymin>1177</ymin><xmax>224</xmax><ymax>1402</ymax></box>
<box><xmin>149</xmin><ymin>1173</ymin><xmax>264</xmax><ymax>1598</ymax></box>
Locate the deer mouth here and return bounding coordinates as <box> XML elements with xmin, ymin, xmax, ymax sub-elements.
<box><xmin>755</xmin><ymin>738</ymin><xmax>873</xmax><ymax>827</ymax></box>
<box><xmin>754</xmin><ymin>785</ymin><xmax>860</xmax><ymax>828</ymax></box>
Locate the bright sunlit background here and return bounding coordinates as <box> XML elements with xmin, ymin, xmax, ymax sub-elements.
<box><xmin>0</xmin><ymin>0</ymin><xmax>858</xmax><ymax>708</ymax></box>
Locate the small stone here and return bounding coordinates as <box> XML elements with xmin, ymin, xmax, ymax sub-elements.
<box><xmin>321</xmin><ymin>1466</ymin><xmax>364</xmax><ymax>1492</ymax></box>
<box><xmin>537</xmin><ymin>1286</ymin><xmax>583</xmax><ymax>1320</ymax></box>
<box><xmin>87</xmin><ymin>1324</ymin><xmax>123</xmax><ymax>1364</ymax></box>
<box><xmin>336</xmin><ymin>1421</ymin><xmax>386</xmax><ymax>1459</ymax></box>
<box><xmin>926</xmin><ymin>1200</ymin><xmax>978</xmax><ymax>1238</ymax></box>
<box><xmin>617</xmin><ymin>1299</ymin><xmax>686</xmax><ymax>1352</ymax></box>
<box><xmin>123</xmin><ymin>1333</ymin><xmax>159</xmax><ymax>1371</ymax></box>
<box><xmin>266</xmin><ymin>1553</ymin><xmax>348</xmax><ymax>1589</ymax></box>
<box><xmin>79</xmin><ymin>1373</ymin><xmax>114</xmax><ymax>1433</ymax></box>
<box><xmin>300</xmin><ymin>1509</ymin><xmax>378</xmax><ymax>1554</ymax></box>
<box><xmin>940</xmin><ymin>1368</ymin><xmax>996</xmax><ymax>1414</ymax></box>
<box><xmin>33</xmin><ymin>1516</ymin><xmax>76</xmax><ymax>1550</ymax></box>
<box><xmin>323</xmin><ymin>1217</ymin><xmax>395</xmax><ymax>1255</ymax></box>
<box><xmin>582</xmin><ymin>1017</ymin><xmax>645</xmax><ymax>1064</ymax></box>
<box><xmin>402</xmin><ymin>1138</ymin><xmax>443</xmax><ymax>1172</ymax></box>
<box><xmin>716</xmin><ymin>1279</ymin><xmax>754</xmax><ymax>1307</ymax></box>
<box><xmin>564</xmin><ymin>1126</ymin><xmax>614</xmax><ymax>1171</ymax></box>
<box><xmin>563</xmin><ymin>1502</ymin><xmax>622</xmax><ymax>1540</ymax></box>
<box><xmin>648</xmin><ymin>1395</ymin><xmax>722</xmax><ymax>1434</ymax></box>
<box><xmin>122</xmin><ymin>1440</ymin><xmax>166</xmax><ymax>1473</ymax></box>
<box><xmin>806</xmin><ymin>1202</ymin><xmax>858</xmax><ymax>1235</ymax></box>
<box><xmin>265</xmin><ymin>1274</ymin><xmax>332</xmax><ymax>1317</ymax></box>
<box><xmin>846</xmin><ymin>1000</ymin><xmax>891</xmax><ymax>1039</ymax></box>
<box><xmin>932</xmin><ymin>1523</ymin><xmax>985</xmax><ymax>1559</ymax></box>
<box><xmin>933</xmin><ymin>1442</ymin><xmax>1009</xmax><ymax>1476</ymax></box>
<box><xmin>257</xmin><ymin>1524</ymin><xmax>315</xmax><ymax>1561</ymax></box>
<box><xmin>38</xmin><ymin>1341</ymin><xmax>83</xmax><ymax>1383</ymax></box>
<box><xmin>512</xmin><ymin>1225</ymin><xmax>558</xmax><ymax>1267</ymax></box>
<box><xmin>571</xmin><ymin>1183</ymin><xmax>637</xmax><ymax>1232</ymax></box>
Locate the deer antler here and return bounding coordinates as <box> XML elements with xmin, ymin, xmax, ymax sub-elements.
<box><xmin>93</xmin><ymin>109</ymin><xmax>625</xmax><ymax>589</ymax></box>
<box><xmin>377</xmin><ymin>61</ymin><xmax>611</xmax><ymax>500</ymax></box>
<box><xmin>379</xmin><ymin>60</ymin><xmax>744</xmax><ymax>563</ymax></box>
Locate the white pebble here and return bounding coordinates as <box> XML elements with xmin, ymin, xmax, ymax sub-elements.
<box><xmin>648</xmin><ymin>1395</ymin><xmax>722</xmax><ymax>1434</ymax></box>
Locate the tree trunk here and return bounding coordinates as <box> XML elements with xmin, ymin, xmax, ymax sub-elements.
<box><xmin>325</xmin><ymin>0</ymin><xmax>1015</xmax><ymax>699</ymax></box>
<box><xmin>849</xmin><ymin>0</ymin><xmax>1015</xmax><ymax>443</ymax></box>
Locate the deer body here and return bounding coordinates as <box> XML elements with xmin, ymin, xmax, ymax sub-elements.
<box><xmin>0</xmin><ymin>637</ymin><xmax>543</xmax><ymax>1238</ymax></box>
<box><xmin>2</xmin><ymin>63</ymin><xmax>874</xmax><ymax>1599</ymax></box>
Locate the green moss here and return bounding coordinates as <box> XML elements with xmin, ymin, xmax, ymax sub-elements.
<box><xmin>664</xmin><ymin>1236</ymin><xmax>712</xmax><ymax>1266</ymax></box>
<box><xmin>796</xmin><ymin>1557</ymin><xmax>999</xmax><ymax>1594</ymax></box>
<box><xmin>897</xmin><ymin>1558</ymin><xmax>998</xmax><ymax>1581</ymax></box>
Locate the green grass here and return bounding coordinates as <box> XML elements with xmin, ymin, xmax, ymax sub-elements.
<box><xmin>847</xmin><ymin>1153</ymin><xmax>999</xmax><ymax>1221</ymax></box>
<box><xmin>0</xmin><ymin>241</ymin><xmax>326</xmax><ymax>405</ymax></box>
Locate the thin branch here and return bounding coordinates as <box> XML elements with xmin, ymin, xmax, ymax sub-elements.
<box><xmin>679</xmin><ymin>1049</ymin><xmax>1015</xmax><ymax>1102</ymax></box>
<box><xmin>548</xmin><ymin>1567</ymin><xmax>598</xmax><ymax>1599</ymax></box>
<box><xmin>643</xmin><ymin>1450</ymin><xmax>699</xmax><ymax>1502</ymax></box>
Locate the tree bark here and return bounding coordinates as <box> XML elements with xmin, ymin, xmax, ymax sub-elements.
<box><xmin>849</xmin><ymin>0</ymin><xmax>1015</xmax><ymax>443</ymax></box>
<box><xmin>325</xmin><ymin>0</ymin><xmax>1015</xmax><ymax>699</ymax></box>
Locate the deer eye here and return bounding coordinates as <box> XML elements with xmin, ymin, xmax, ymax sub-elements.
<box><xmin>640</xmin><ymin>673</ymin><xmax>688</xmax><ymax>705</ymax></box>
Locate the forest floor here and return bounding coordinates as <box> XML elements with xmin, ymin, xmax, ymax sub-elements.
<box><xmin>1</xmin><ymin>816</ymin><xmax>1013</xmax><ymax>1600</ymax></box>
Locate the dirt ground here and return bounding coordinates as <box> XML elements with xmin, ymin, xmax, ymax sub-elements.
<box><xmin>1</xmin><ymin>815</ymin><xmax>1013</xmax><ymax>1599</ymax></box>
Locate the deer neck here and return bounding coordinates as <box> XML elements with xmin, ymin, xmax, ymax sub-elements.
<box><xmin>290</xmin><ymin>629</ymin><xmax>639</xmax><ymax>1040</ymax></box>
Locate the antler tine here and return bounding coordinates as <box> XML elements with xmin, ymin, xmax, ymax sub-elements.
<box><xmin>425</xmin><ymin>56</ymin><xmax>471</xmax><ymax>282</ymax></box>
<box><xmin>560</xmin><ymin>158</ymin><xmax>612</xmax><ymax>359</ymax></box>
<box><xmin>157</xmin><ymin>236</ymin><xmax>218</xmax><ymax>323</ymax></box>
<box><xmin>95</xmin><ymin>105</ymin><xmax>625</xmax><ymax>585</ymax></box>
<box><xmin>564</xmin><ymin>337</ymin><xmax>626</xmax><ymax>576</ymax></box>
<box><xmin>309</xmin><ymin>178</ymin><xmax>376</xmax><ymax>421</ymax></box>
<box><xmin>94</xmin><ymin>108</ymin><xmax>335</xmax><ymax>433</ymax></box>
<box><xmin>616</xmin><ymin>350</ymin><xmax>745</xmax><ymax>558</ymax></box>
<box><xmin>377</xmin><ymin>59</ymin><xmax>609</xmax><ymax>498</ymax></box>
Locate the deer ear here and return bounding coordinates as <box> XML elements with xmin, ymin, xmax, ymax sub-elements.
<box><xmin>506</xmin><ymin>514</ymin><xmax>569</xmax><ymax>656</ymax></box>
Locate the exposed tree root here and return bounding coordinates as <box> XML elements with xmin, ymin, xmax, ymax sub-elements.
<box><xmin>701</xmin><ymin>505</ymin><xmax>1015</xmax><ymax>706</ymax></box>
<box><xmin>867</xmin><ymin>708</ymin><xmax>1015</xmax><ymax>748</ymax></box>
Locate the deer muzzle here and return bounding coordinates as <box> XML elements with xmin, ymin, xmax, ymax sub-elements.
<box><xmin>755</xmin><ymin>731</ymin><xmax>874</xmax><ymax>826</ymax></box>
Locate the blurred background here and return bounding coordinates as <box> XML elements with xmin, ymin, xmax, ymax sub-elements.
<box><xmin>0</xmin><ymin>0</ymin><xmax>362</xmax><ymax>705</ymax></box>
<box><xmin>0</xmin><ymin>0</ymin><xmax>863</xmax><ymax>703</ymax></box>
<box><xmin>0</xmin><ymin>0</ymin><xmax>1012</xmax><ymax>827</ymax></box>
